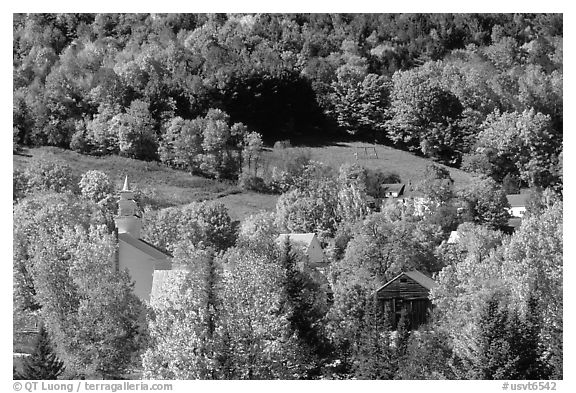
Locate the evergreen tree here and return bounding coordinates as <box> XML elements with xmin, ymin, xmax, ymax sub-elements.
<box><xmin>18</xmin><ymin>325</ymin><xmax>65</xmax><ymax>380</ymax></box>
<box><xmin>279</xmin><ymin>239</ymin><xmax>331</xmax><ymax>378</ymax></box>
<box><xmin>353</xmin><ymin>297</ymin><xmax>394</xmax><ymax>379</ymax></box>
<box><xmin>395</xmin><ymin>307</ymin><xmax>412</xmax><ymax>361</ymax></box>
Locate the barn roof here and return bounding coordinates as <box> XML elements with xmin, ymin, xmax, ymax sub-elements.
<box><xmin>276</xmin><ymin>233</ymin><xmax>317</xmax><ymax>249</ymax></box>
<box><xmin>506</xmin><ymin>194</ymin><xmax>529</xmax><ymax>207</ymax></box>
<box><xmin>118</xmin><ymin>233</ymin><xmax>171</xmax><ymax>259</ymax></box>
<box><xmin>375</xmin><ymin>270</ymin><xmax>437</xmax><ymax>294</ymax></box>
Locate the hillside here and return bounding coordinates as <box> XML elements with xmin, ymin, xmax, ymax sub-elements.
<box><xmin>14</xmin><ymin>141</ymin><xmax>476</xmax><ymax>221</ymax></box>
<box><xmin>13</xmin><ymin>147</ymin><xmax>278</xmax><ymax>221</ymax></box>
<box><xmin>262</xmin><ymin>142</ymin><xmax>476</xmax><ymax>190</ymax></box>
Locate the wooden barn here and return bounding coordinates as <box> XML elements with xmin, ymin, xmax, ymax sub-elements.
<box><xmin>375</xmin><ymin>270</ymin><xmax>437</xmax><ymax>330</ymax></box>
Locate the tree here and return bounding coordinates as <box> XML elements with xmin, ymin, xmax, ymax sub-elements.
<box><xmin>17</xmin><ymin>325</ymin><xmax>65</xmax><ymax>380</ymax></box>
<box><xmin>31</xmin><ymin>225</ymin><xmax>144</xmax><ymax>378</ymax></box>
<box><xmin>278</xmin><ymin>240</ymin><xmax>331</xmax><ymax>378</ymax></box>
<box><xmin>464</xmin><ymin>290</ymin><xmax>550</xmax><ymax>380</ymax></box>
<box><xmin>158</xmin><ymin>116</ymin><xmax>203</xmax><ymax>170</ymax></box>
<box><xmin>395</xmin><ymin>329</ymin><xmax>457</xmax><ymax>380</ymax></box>
<box><xmin>330</xmin><ymin>66</ymin><xmax>391</xmax><ymax>137</ymax></box>
<box><xmin>141</xmin><ymin>201</ymin><xmax>236</xmax><ymax>254</ymax></box>
<box><xmin>457</xmin><ymin>176</ymin><xmax>510</xmax><ymax>230</ymax></box>
<box><xmin>13</xmin><ymin>193</ymin><xmax>110</xmax><ymax>312</ymax></box>
<box><xmin>142</xmin><ymin>244</ymin><xmax>224</xmax><ymax>379</ymax></box>
<box><xmin>24</xmin><ymin>157</ymin><xmax>79</xmax><ymax>195</ymax></box>
<box><xmin>113</xmin><ymin>99</ymin><xmax>158</xmax><ymax>160</ymax></box>
<box><xmin>385</xmin><ymin>66</ymin><xmax>464</xmax><ymax>162</ymax></box>
<box><xmin>499</xmin><ymin>202</ymin><xmax>562</xmax><ymax>377</ymax></box>
<box><xmin>218</xmin><ymin>245</ymin><xmax>308</xmax><ymax>379</ymax></box>
<box><xmin>475</xmin><ymin>109</ymin><xmax>561</xmax><ymax>188</ymax></box>
<box><xmin>353</xmin><ymin>297</ymin><xmax>394</xmax><ymax>379</ymax></box>
<box><xmin>79</xmin><ymin>170</ymin><xmax>113</xmax><ymax>204</ymax></box>
<box><xmin>415</xmin><ymin>163</ymin><xmax>455</xmax><ymax>205</ymax></box>
<box><xmin>242</xmin><ymin>131</ymin><xmax>264</xmax><ymax>176</ymax></box>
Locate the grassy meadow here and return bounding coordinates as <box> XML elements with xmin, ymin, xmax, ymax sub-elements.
<box><xmin>261</xmin><ymin>142</ymin><xmax>475</xmax><ymax>189</ymax></box>
<box><xmin>14</xmin><ymin>142</ymin><xmax>475</xmax><ymax>221</ymax></box>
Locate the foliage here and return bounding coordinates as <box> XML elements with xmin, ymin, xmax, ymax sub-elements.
<box><xmin>457</xmin><ymin>176</ymin><xmax>510</xmax><ymax>230</ymax></box>
<box><xmin>462</xmin><ymin>290</ymin><xmax>550</xmax><ymax>379</ymax></box>
<box><xmin>475</xmin><ymin>109</ymin><xmax>561</xmax><ymax>188</ymax></box>
<box><xmin>142</xmin><ymin>245</ymin><xmax>224</xmax><ymax>379</ymax></box>
<box><xmin>352</xmin><ymin>298</ymin><xmax>395</xmax><ymax>379</ymax></box>
<box><xmin>415</xmin><ymin>163</ymin><xmax>455</xmax><ymax>205</ymax></box>
<box><xmin>142</xmin><ymin>201</ymin><xmax>236</xmax><ymax>254</ymax></box>
<box><xmin>218</xmin><ymin>245</ymin><xmax>309</xmax><ymax>379</ymax></box>
<box><xmin>16</xmin><ymin>325</ymin><xmax>65</xmax><ymax>380</ymax></box>
<box><xmin>29</xmin><ymin>225</ymin><xmax>144</xmax><ymax>378</ymax></box>
<box><xmin>113</xmin><ymin>99</ymin><xmax>158</xmax><ymax>160</ymax></box>
<box><xmin>13</xmin><ymin>192</ymin><xmax>110</xmax><ymax>312</ymax></box>
<box><xmin>23</xmin><ymin>157</ymin><xmax>79</xmax><ymax>195</ymax></box>
<box><xmin>78</xmin><ymin>169</ymin><xmax>113</xmax><ymax>203</ymax></box>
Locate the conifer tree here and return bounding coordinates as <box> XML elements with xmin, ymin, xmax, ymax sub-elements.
<box><xmin>353</xmin><ymin>296</ymin><xmax>394</xmax><ymax>379</ymax></box>
<box><xmin>18</xmin><ymin>325</ymin><xmax>65</xmax><ymax>380</ymax></box>
<box><xmin>279</xmin><ymin>239</ymin><xmax>331</xmax><ymax>378</ymax></box>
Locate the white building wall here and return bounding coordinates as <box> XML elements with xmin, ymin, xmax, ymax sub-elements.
<box><xmin>119</xmin><ymin>241</ymin><xmax>162</xmax><ymax>302</ymax></box>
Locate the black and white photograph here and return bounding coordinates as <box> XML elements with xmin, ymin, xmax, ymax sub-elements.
<box><xmin>11</xmin><ymin>5</ymin><xmax>565</xmax><ymax>389</ymax></box>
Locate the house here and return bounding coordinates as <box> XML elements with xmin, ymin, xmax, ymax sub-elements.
<box><xmin>506</xmin><ymin>193</ymin><xmax>529</xmax><ymax>218</ymax></box>
<box><xmin>381</xmin><ymin>183</ymin><xmax>405</xmax><ymax>198</ymax></box>
<box><xmin>374</xmin><ymin>270</ymin><xmax>437</xmax><ymax>330</ymax></box>
<box><xmin>276</xmin><ymin>233</ymin><xmax>326</xmax><ymax>267</ymax></box>
<box><xmin>447</xmin><ymin>230</ymin><xmax>460</xmax><ymax>244</ymax></box>
<box><xmin>115</xmin><ymin>177</ymin><xmax>171</xmax><ymax>302</ymax></box>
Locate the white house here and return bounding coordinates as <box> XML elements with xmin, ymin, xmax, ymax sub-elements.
<box><xmin>115</xmin><ymin>177</ymin><xmax>171</xmax><ymax>302</ymax></box>
<box><xmin>447</xmin><ymin>230</ymin><xmax>460</xmax><ymax>244</ymax></box>
<box><xmin>381</xmin><ymin>183</ymin><xmax>405</xmax><ymax>198</ymax></box>
<box><xmin>276</xmin><ymin>233</ymin><xmax>326</xmax><ymax>267</ymax></box>
<box><xmin>506</xmin><ymin>194</ymin><xmax>529</xmax><ymax>218</ymax></box>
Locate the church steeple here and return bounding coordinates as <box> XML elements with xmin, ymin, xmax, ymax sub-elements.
<box><xmin>122</xmin><ymin>175</ymin><xmax>130</xmax><ymax>192</ymax></box>
<box><xmin>115</xmin><ymin>175</ymin><xmax>142</xmax><ymax>238</ymax></box>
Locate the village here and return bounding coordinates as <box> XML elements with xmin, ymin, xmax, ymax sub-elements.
<box><xmin>13</xmin><ymin>12</ymin><xmax>562</xmax><ymax>382</ymax></box>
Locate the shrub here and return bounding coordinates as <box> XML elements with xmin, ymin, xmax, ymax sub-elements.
<box><xmin>24</xmin><ymin>157</ymin><xmax>79</xmax><ymax>194</ymax></box>
<box><xmin>13</xmin><ymin>169</ymin><xmax>29</xmax><ymax>202</ymax></box>
<box><xmin>79</xmin><ymin>170</ymin><xmax>113</xmax><ymax>203</ymax></box>
<box><xmin>273</xmin><ymin>140</ymin><xmax>292</xmax><ymax>149</ymax></box>
<box><xmin>238</xmin><ymin>171</ymin><xmax>269</xmax><ymax>193</ymax></box>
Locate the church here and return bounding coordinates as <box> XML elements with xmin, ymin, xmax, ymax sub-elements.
<box><xmin>114</xmin><ymin>177</ymin><xmax>172</xmax><ymax>302</ymax></box>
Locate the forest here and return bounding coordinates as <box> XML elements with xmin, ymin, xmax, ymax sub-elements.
<box><xmin>13</xmin><ymin>13</ymin><xmax>562</xmax><ymax>381</ymax></box>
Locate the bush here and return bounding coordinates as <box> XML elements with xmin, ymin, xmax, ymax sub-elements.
<box><xmin>24</xmin><ymin>157</ymin><xmax>79</xmax><ymax>194</ymax></box>
<box><xmin>273</xmin><ymin>140</ymin><xmax>292</xmax><ymax>149</ymax></box>
<box><xmin>13</xmin><ymin>169</ymin><xmax>29</xmax><ymax>202</ymax></box>
<box><xmin>238</xmin><ymin>171</ymin><xmax>269</xmax><ymax>193</ymax></box>
<box><xmin>79</xmin><ymin>170</ymin><xmax>113</xmax><ymax>203</ymax></box>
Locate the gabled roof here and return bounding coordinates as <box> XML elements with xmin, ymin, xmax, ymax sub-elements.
<box><xmin>447</xmin><ymin>230</ymin><xmax>460</xmax><ymax>244</ymax></box>
<box><xmin>381</xmin><ymin>183</ymin><xmax>405</xmax><ymax>195</ymax></box>
<box><xmin>276</xmin><ymin>233</ymin><xmax>317</xmax><ymax>249</ymax></box>
<box><xmin>506</xmin><ymin>194</ymin><xmax>529</xmax><ymax>207</ymax></box>
<box><xmin>118</xmin><ymin>233</ymin><xmax>171</xmax><ymax>259</ymax></box>
<box><xmin>375</xmin><ymin>270</ymin><xmax>437</xmax><ymax>294</ymax></box>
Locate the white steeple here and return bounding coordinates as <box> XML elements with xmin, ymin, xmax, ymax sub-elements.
<box><xmin>115</xmin><ymin>175</ymin><xmax>142</xmax><ymax>238</ymax></box>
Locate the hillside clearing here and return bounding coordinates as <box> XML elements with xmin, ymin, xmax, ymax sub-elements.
<box><xmin>261</xmin><ymin>142</ymin><xmax>476</xmax><ymax>190</ymax></box>
<box><xmin>14</xmin><ymin>142</ymin><xmax>477</xmax><ymax>220</ymax></box>
<box><xmin>13</xmin><ymin>147</ymin><xmax>278</xmax><ymax>220</ymax></box>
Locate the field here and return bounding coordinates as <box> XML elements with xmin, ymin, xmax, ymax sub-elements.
<box><xmin>14</xmin><ymin>142</ymin><xmax>475</xmax><ymax>221</ymax></box>
<box><xmin>13</xmin><ymin>147</ymin><xmax>275</xmax><ymax>220</ymax></box>
<box><xmin>261</xmin><ymin>142</ymin><xmax>475</xmax><ymax>189</ymax></box>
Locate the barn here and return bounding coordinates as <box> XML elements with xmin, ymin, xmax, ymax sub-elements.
<box><xmin>375</xmin><ymin>270</ymin><xmax>436</xmax><ymax>330</ymax></box>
